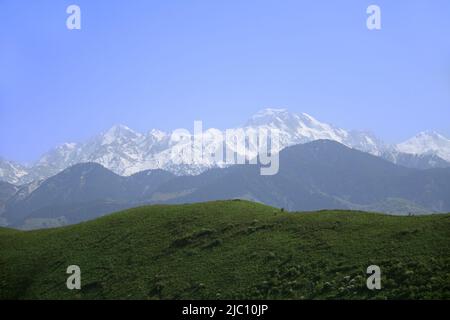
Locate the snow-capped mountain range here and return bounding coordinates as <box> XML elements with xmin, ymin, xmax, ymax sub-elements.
<box><xmin>1</xmin><ymin>108</ymin><xmax>449</xmax><ymax>185</ymax></box>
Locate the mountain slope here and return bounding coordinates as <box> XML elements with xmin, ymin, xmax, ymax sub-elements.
<box><xmin>161</xmin><ymin>140</ymin><xmax>450</xmax><ymax>213</ymax></box>
<box><xmin>4</xmin><ymin>163</ymin><xmax>175</xmax><ymax>228</ymax></box>
<box><xmin>0</xmin><ymin>181</ymin><xmax>18</xmax><ymax>225</ymax></box>
<box><xmin>0</xmin><ymin>181</ymin><xmax>17</xmax><ymax>205</ymax></box>
<box><xmin>1</xmin><ymin>200</ymin><xmax>449</xmax><ymax>299</ymax></box>
<box><xmin>382</xmin><ymin>150</ymin><xmax>450</xmax><ymax>170</ymax></box>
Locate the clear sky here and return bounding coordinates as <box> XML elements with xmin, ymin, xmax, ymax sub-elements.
<box><xmin>1</xmin><ymin>0</ymin><xmax>449</xmax><ymax>163</ymax></box>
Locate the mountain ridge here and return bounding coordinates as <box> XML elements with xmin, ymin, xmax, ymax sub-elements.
<box><xmin>3</xmin><ymin>140</ymin><xmax>450</xmax><ymax>229</ymax></box>
<box><xmin>1</xmin><ymin>109</ymin><xmax>449</xmax><ymax>185</ymax></box>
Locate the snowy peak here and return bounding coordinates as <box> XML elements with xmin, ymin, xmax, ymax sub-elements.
<box><xmin>101</xmin><ymin>124</ymin><xmax>142</xmax><ymax>144</ymax></box>
<box><xmin>346</xmin><ymin>130</ymin><xmax>386</xmax><ymax>156</ymax></box>
<box><xmin>60</xmin><ymin>142</ymin><xmax>77</xmax><ymax>150</ymax></box>
<box><xmin>37</xmin><ymin>142</ymin><xmax>78</xmax><ymax>166</ymax></box>
<box><xmin>148</xmin><ymin>129</ymin><xmax>167</xmax><ymax>141</ymax></box>
<box><xmin>0</xmin><ymin>158</ymin><xmax>29</xmax><ymax>185</ymax></box>
<box><xmin>247</xmin><ymin>108</ymin><xmax>321</xmax><ymax>130</ymax></box>
<box><xmin>245</xmin><ymin>108</ymin><xmax>293</xmax><ymax>127</ymax></box>
<box><xmin>105</xmin><ymin>124</ymin><xmax>136</xmax><ymax>134</ymax></box>
<box><xmin>245</xmin><ymin>108</ymin><xmax>327</xmax><ymax>130</ymax></box>
<box><xmin>246</xmin><ymin>109</ymin><xmax>388</xmax><ymax>156</ymax></box>
<box><xmin>249</xmin><ymin>107</ymin><xmax>289</xmax><ymax>118</ymax></box>
<box><xmin>245</xmin><ymin>108</ymin><xmax>350</xmax><ymax>146</ymax></box>
<box><xmin>396</xmin><ymin>131</ymin><xmax>450</xmax><ymax>162</ymax></box>
<box><xmin>416</xmin><ymin>130</ymin><xmax>447</xmax><ymax>139</ymax></box>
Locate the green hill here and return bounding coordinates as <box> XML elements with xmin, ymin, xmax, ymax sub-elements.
<box><xmin>0</xmin><ymin>200</ymin><xmax>449</xmax><ymax>299</ymax></box>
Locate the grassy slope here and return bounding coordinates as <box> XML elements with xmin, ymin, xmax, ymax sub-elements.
<box><xmin>0</xmin><ymin>200</ymin><xmax>449</xmax><ymax>300</ymax></box>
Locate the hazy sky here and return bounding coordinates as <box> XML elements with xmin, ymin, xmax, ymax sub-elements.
<box><xmin>1</xmin><ymin>0</ymin><xmax>449</xmax><ymax>163</ymax></box>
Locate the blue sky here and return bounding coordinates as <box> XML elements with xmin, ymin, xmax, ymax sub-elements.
<box><xmin>1</xmin><ymin>0</ymin><xmax>449</xmax><ymax>163</ymax></box>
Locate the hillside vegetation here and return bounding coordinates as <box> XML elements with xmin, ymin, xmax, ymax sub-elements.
<box><xmin>0</xmin><ymin>200</ymin><xmax>449</xmax><ymax>299</ymax></box>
